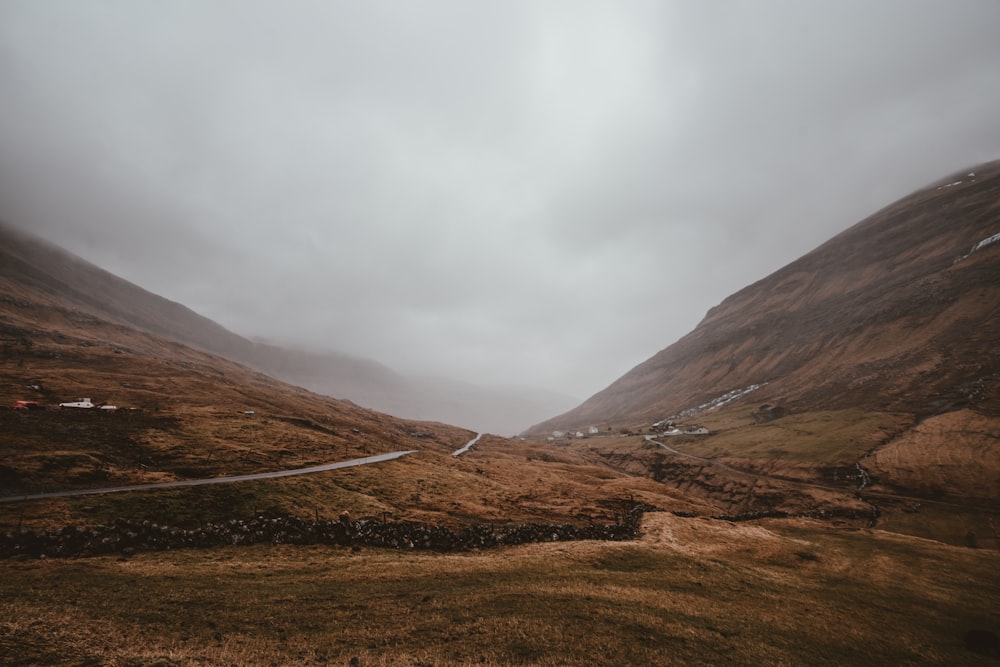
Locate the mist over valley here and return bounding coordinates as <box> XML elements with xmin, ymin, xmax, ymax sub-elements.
<box><xmin>2</xmin><ymin>3</ymin><xmax>999</xmax><ymax>664</ymax></box>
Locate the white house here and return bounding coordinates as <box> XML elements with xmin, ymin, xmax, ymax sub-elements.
<box><xmin>59</xmin><ymin>398</ymin><xmax>94</xmax><ymax>409</ymax></box>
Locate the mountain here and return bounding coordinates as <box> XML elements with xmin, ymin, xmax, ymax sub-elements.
<box><xmin>3</xmin><ymin>171</ymin><xmax>996</xmax><ymax>667</ymax></box>
<box><xmin>0</xmin><ymin>230</ymin><xmax>710</xmax><ymax>527</ymax></box>
<box><xmin>0</xmin><ymin>223</ymin><xmax>571</xmax><ymax>434</ymax></box>
<box><xmin>527</xmin><ymin>161</ymin><xmax>1000</xmax><ymax>434</ymax></box>
<box><xmin>4</xmin><ymin>163</ymin><xmax>997</xmax><ymax>537</ymax></box>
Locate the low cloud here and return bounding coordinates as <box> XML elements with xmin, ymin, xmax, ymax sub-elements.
<box><xmin>1</xmin><ymin>1</ymin><xmax>999</xmax><ymax>398</ymax></box>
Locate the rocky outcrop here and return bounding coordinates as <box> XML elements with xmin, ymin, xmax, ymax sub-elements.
<box><xmin>751</xmin><ymin>404</ymin><xmax>786</xmax><ymax>423</ymax></box>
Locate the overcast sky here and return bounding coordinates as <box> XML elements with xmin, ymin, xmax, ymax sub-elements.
<box><xmin>1</xmin><ymin>1</ymin><xmax>999</xmax><ymax>400</ymax></box>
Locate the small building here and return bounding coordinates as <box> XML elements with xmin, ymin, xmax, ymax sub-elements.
<box><xmin>59</xmin><ymin>398</ymin><xmax>95</xmax><ymax>409</ymax></box>
<box><xmin>652</xmin><ymin>419</ymin><xmax>676</xmax><ymax>433</ymax></box>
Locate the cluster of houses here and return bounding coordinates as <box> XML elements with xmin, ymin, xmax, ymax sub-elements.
<box><xmin>548</xmin><ymin>422</ymin><xmax>711</xmax><ymax>441</ymax></box>
<box><xmin>543</xmin><ymin>401</ymin><xmax>787</xmax><ymax>441</ymax></box>
<box><xmin>549</xmin><ymin>425</ymin><xmax>603</xmax><ymax>440</ymax></box>
<box><xmin>650</xmin><ymin>419</ymin><xmax>710</xmax><ymax>436</ymax></box>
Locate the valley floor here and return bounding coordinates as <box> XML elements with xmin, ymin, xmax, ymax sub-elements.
<box><xmin>2</xmin><ymin>512</ymin><xmax>997</xmax><ymax>666</ymax></box>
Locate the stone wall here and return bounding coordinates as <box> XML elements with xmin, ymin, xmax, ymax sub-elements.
<box><xmin>1</xmin><ymin>504</ymin><xmax>653</xmax><ymax>559</ymax></box>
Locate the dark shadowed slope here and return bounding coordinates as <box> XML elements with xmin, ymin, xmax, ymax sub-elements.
<box><xmin>527</xmin><ymin>161</ymin><xmax>1000</xmax><ymax>434</ymax></box>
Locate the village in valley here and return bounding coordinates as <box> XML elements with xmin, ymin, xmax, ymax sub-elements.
<box><xmin>547</xmin><ymin>421</ymin><xmax>711</xmax><ymax>441</ymax></box>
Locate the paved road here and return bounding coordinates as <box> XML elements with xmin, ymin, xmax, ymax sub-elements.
<box><xmin>452</xmin><ymin>433</ymin><xmax>483</xmax><ymax>457</ymax></box>
<box><xmin>0</xmin><ymin>450</ymin><xmax>418</xmax><ymax>504</ymax></box>
<box><xmin>645</xmin><ymin>435</ymin><xmax>752</xmax><ymax>477</ymax></box>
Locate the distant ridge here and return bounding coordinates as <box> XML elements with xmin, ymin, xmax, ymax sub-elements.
<box><xmin>0</xmin><ymin>223</ymin><xmax>573</xmax><ymax>433</ymax></box>
<box><xmin>0</xmin><ymin>222</ymin><xmax>403</xmax><ymax>400</ymax></box>
<box><xmin>527</xmin><ymin>161</ymin><xmax>1000</xmax><ymax>435</ymax></box>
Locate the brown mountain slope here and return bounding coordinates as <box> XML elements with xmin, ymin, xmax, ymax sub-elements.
<box><xmin>0</xmin><ymin>222</ymin><xmax>404</xmax><ymax>396</ymax></box>
<box><xmin>0</xmin><ymin>253</ymin><xmax>711</xmax><ymax>530</ymax></box>
<box><xmin>2</xmin><ymin>278</ymin><xmax>995</xmax><ymax>665</ymax></box>
<box><xmin>528</xmin><ymin>161</ymin><xmax>1000</xmax><ymax>434</ymax></box>
<box><xmin>0</xmin><ymin>285</ymin><xmax>470</xmax><ymax>493</ymax></box>
<box><xmin>0</xmin><ymin>223</ymin><xmax>573</xmax><ymax>433</ymax></box>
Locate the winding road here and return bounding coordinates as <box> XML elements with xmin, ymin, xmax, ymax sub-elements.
<box><xmin>452</xmin><ymin>433</ymin><xmax>483</xmax><ymax>457</ymax></box>
<box><xmin>644</xmin><ymin>435</ymin><xmax>753</xmax><ymax>477</ymax></box>
<box><xmin>0</xmin><ymin>450</ymin><xmax>418</xmax><ymax>504</ymax></box>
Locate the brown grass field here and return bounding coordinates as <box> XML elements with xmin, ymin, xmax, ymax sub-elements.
<box><xmin>2</xmin><ymin>424</ymin><xmax>998</xmax><ymax>665</ymax></box>
<box><xmin>1</xmin><ymin>513</ymin><xmax>997</xmax><ymax>666</ymax></box>
<box><xmin>2</xmin><ymin>266</ymin><xmax>999</xmax><ymax>664</ymax></box>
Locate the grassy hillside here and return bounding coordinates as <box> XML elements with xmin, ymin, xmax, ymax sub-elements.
<box><xmin>2</xmin><ymin>165</ymin><xmax>999</xmax><ymax>664</ymax></box>
<box><xmin>2</xmin><ymin>514</ymin><xmax>997</xmax><ymax>666</ymax></box>
<box><xmin>0</xmin><ymin>291</ymin><xmax>720</xmax><ymax>535</ymax></box>
<box><xmin>529</xmin><ymin>161</ymin><xmax>1000</xmax><ymax>434</ymax></box>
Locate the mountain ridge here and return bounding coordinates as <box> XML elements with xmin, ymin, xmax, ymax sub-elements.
<box><xmin>0</xmin><ymin>222</ymin><xmax>572</xmax><ymax>433</ymax></box>
<box><xmin>526</xmin><ymin>160</ymin><xmax>1000</xmax><ymax>435</ymax></box>
<box><xmin>2</xmin><ymin>162</ymin><xmax>997</xmax><ymax>565</ymax></box>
